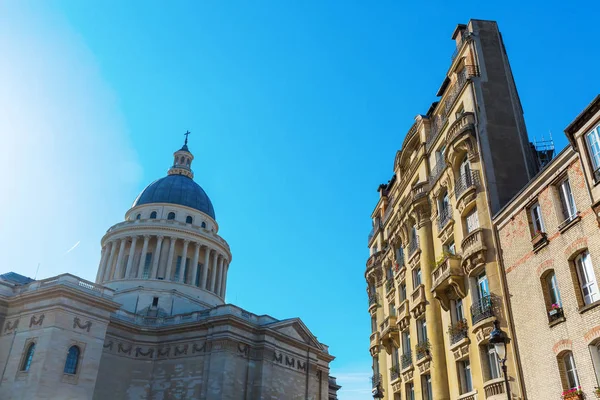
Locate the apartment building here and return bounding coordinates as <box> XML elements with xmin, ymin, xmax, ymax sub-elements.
<box><xmin>494</xmin><ymin>95</ymin><xmax>600</xmax><ymax>400</ymax></box>
<box><xmin>366</xmin><ymin>19</ymin><xmax>540</xmax><ymax>400</ymax></box>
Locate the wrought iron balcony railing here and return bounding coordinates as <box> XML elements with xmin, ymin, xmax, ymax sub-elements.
<box><xmin>408</xmin><ymin>238</ymin><xmax>419</xmax><ymax>257</ymax></box>
<box><xmin>371</xmin><ymin>373</ymin><xmax>382</xmax><ymax>388</ymax></box>
<box><xmin>389</xmin><ymin>365</ymin><xmax>401</xmax><ymax>381</ymax></box>
<box><xmin>415</xmin><ymin>339</ymin><xmax>431</xmax><ymax>360</ymax></box>
<box><xmin>368</xmin><ymin>218</ymin><xmax>383</xmax><ymax>243</ymax></box>
<box><xmin>401</xmin><ymin>351</ymin><xmax>413</xmax><ymax>370</ymax></box>
<box><xmin>368</xmin><ymin>293</ymin><xmax>380</xmax><ymax>307</ymax></box>
<box><xmin>448</xmin><ymin>319</ymin><xmax>469</xmax><ymax>345</ymax></box>
<box><xmin>429</xmin><ymin>159</ymin><xmax>447</xmax><ymax>183</ymax></box>
<box><xmin>455</xmin><ymin>170</ymin><xmax>480</xmax><ymax>199</ymax></box>
<box><xmin>437</xmin><ymin>204</ymin><xmax>453</xmax><ymax>231</ymax></box>
<box><xmin>385</xmin><ymin>279</ymin><xmax>394</xmax><ymax>293</ymax></box>
<box><xmin>471</xmin><ymin>295</ymin><xmax>494</xmax><ymax>325</ymax></box>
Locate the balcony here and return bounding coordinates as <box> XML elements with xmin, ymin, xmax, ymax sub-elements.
<box><xmin>396</xmin><ymin>300</ymin><xmax>410</xmax><ymax>331</ymax></box>
<box><xmin>431</xmin><ymin>255</ymin><xmax>465</xmax><ymax>311</ymax></box>
<box><xmin>389</xmin><ymin>364</ymin><xmax>401</xmax><ymax>383</ymax></box>
<box><xmin>411</xmin><ymin>181</ymin><xmax>429</xmax><ymax>207</ymax></box>
<box><xmin>471</xmin><ymin>295</ymin><xmax>494</xmax><ymax>325</ymax></box>
<box><xmin>383</xmin><ymin>197</ymin><xmax>395</xmax><ymax>224</ymax></box>
<box><xmin>437</xmin><ymin>204</ymin><xmax>454</xmax><ymax>239</ymax></box>
<box><xmin>368</xmin><ymin>219</ymin><xmax>383</xmax><ymax>245</ymax></box>
<box><xmin>394</xmin><ymin>263</ymin><xmax>407</xmax><ymax>284</ymax></box>
<box><xmin>401</xmin><ymin>351</ymin><xmax>413</xmax><ymax>371</ymax></box>
<box><xmin>483</xmin><ymin>377</ymin><xmax>506</xmax><ymax>399</ymax></box>
<box><xmin>448</xmin><ymin>319</ymin><xmax>470</xmax><ymax>360</ymax></box>
<box><xmin>369</xmin><ymin>331</ymin><xmax>380</xmax><ymax>356</ymax></box>
<box><xmin>368</xmin><ymin>293</ymin><xmax>379</xmax><ymax>314</ymax></box>
<box><xmin>408</xmin><ymin>239</ymin><xmax>420</xmax><ymax>259</ymax></box>
<box><xmin>380</xmin><ymin>316</ymin><xmax>399</xmax><ymax>353</ymax></box>
<box><xmin>446</xmin><ymin>112</ymin><xmax>475</xmax><ymax>150</ymax></box>
<box><xmin>415</xmin><ymin>339</ymin><xmax>432</xmax><ymax>373</ymax></box>
<box><xmin>371</xmin><ymin>373</ymin><xmax>382</xmax><ymax>389</ymax></box>
<box><xmin>532</xmin><ymin>231</ymin><xmax>549</xmax><ymax>252</ymax></box>
<box><xmin>429</xmin><ymin>159</ymin><xmax>447</xmax><ymax>184</ymax></box>
<box><xmin>410</xmin><ymin>284</ymin><xmax>427</xmax><ymax>319</ymax></box>
<box><xmin>471</xmin><ymin>295</ymin><xmax>496</xmax><ymax>345</ymax></box>
<box><xmin>385</xmin><ymin>279</ymin><xmax>395</xmax><ymax>294</ymax></box>
<box><xmin>461</xmin><ymin>228</ymin><xmax>487</xmax><ymax>276</ymax></box>
<box><xmin>455</xmin><ymin>170</ymin><xmax>480</xmax><ymax>214</ymax></box>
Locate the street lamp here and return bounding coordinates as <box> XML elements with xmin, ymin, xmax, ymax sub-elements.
<box><xmin>489</xmin><ymin>320</ymin><xmax>511</xmax><ymax>400</ymax></box>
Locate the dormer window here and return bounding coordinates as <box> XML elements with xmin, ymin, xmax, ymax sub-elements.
<box><xmin>201</xmin><ymin>221</ymin><xmax>206</xmax><ymax>229</ymax></box>
<box><xmin>136</xmin><ymin>214</ymin><xmax>141</xmax><ymax>220</ymax></box>
<box><xmin>150</xmin><ymin>211</ymin><xmax>157</xmax><ymax>219</ymax></box>
<box><xmin>186</xmin><ymin>216</ymin><xmax>193</xmax><ymax>224</ymax></box>
<box><xmin>167</xmin><ymin>212</ymin><xmax>176</xmax><ymax>220</ymax></box>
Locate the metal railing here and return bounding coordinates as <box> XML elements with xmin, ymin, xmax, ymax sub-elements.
<box><xmin>385</xmin><ymin>280</ymin><xmax>394</xmax><ymax>293</ymax></box>
<box><xmin>408</xmin><ymin>238</ymin><xmax>419</xmax><ymax>257</ymax></box>
<box><xmin>429</xmin><ymin>159</ymin><xmax>447</xmax><ymax>183</ymax></box>
<box><xmin>455</xmin><ymin>170</ymin><xmax>480</xmax><ymax>199</ymax></box>
<box><xmin>368</xmin><ymin>218</ymin><xmax>383</xmax><ymax>243</ymax></box>
<box><xmin>415</xmin><ymin>339</ymin><xmax>431</xmax><ymax>360</ymax></box>
<box><xmin>548</xmin><ymin>307</ymin><xmax>564</xmax><ymax>323</ymax></box>
<box><xmin>401</xmin><ymin>351</ymin><xmax>413</xmax><ymax>369</ymax></box>
<box><xmin>371</xmin><ymin>373</ymin><xmax>382</xmax><ymax>388</ymax></box>
<box><xmin>368</xmin><ymin>293</ymin><xmax>380</xmax><ymax>307</ymax></box>
<box><xmin>437</xmin><ymin>204</ymin><xmax>453</xmax><ymax>231</ymax></box>
<box><xmin>451</xmin><ymin>30</ymin><xmax>472</xmax><ymax>61</ymax></box>
<box><xmin>390</xmin><ymin>365</ymin><xmax>401</xmax><ymax>381</ymax></box>
<box><xmin>471</xmin><ymin>295</ymin><xmax>494</xmax><ymax>325</ymax></box>
<box><xmin>448</xmin><ymin>319</ymin><xmax>469</xmax><ymax>345</ymax></box>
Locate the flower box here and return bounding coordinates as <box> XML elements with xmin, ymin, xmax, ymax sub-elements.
<box><xmin>562</xmin><ymin>386</ymin><xmax>584</xmax><ymax>399</ymax></box>
<box><xmin>532</xmin><ymin>231</ymin><xmax>548</xmax><ymax>249</ymax></box>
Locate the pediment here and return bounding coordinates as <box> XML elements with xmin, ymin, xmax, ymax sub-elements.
<box><xmin>267</xmin><ymin>318</ymin><xmax>323</xmax><ymax>350</ymax></box>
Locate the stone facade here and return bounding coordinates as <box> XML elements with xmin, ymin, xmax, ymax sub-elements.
<box><xmin>366</xmin><ymin>19</ymin><xmax>539</xmax><ymax>400</ymax></box>
<box><xmin>495</xmin><ymin>95</ymin><xmax>600</xmax><ymax>399</ymax></box>
<box><xmin>0</xmin><ymin>139</ymin><xmax>337</xmax><ymax>399</ymax></box>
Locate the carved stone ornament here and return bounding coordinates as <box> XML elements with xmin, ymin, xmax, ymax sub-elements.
<box><xmin>136</xmin><ymin>347</ymin><xmax>154</xmax><ymax>358</ymax></box>
<box><xmin>118</xmin><ymin>342</ymin><xmax>132</xmax><ymax>355</ymax></box>
<box><xmin>3</xmin><ymin>319</ymin><xmax>18</xmax><ymax>334</ymax></box>
<box><xmin>73</xmin><ymin>317</ymin><xmax>92</xmax><ymax>332</ymax></box>
<box><xmin>29</xmin><ymin>314</ymin><xmax>44</xmax><ymax>328</ymax></box>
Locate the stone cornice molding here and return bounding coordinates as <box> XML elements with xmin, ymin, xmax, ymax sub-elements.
<box><xmin>109</xmin><ymin>312</ymin><xmax>333</xmax><ymax>360</ymax></box>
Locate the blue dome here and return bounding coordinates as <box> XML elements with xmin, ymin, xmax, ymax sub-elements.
<box><xmin>133</xmin><ymin>174</ymin><xmax>216</xmax><ymax>219</ymax></box>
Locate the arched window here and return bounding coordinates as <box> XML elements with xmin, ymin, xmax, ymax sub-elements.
<box><xmin>186</xmin><ymin>216</ymin><xmax>193</xmax><ymax>224</ymax></box>
<box><xmin>559</xmin><ymin>351</ymin><xmax>580</xmax><ymax>390</ymax></box>
<box><xmin>180</xmin><ymin>156</ymin><xmax>184</xmax><ymax>164</ymax></box>
<box><xmin>64</xmin><ymin>345</ymin><xmax>80</xmax><ymax>375</ymax></box>
<box><xmin>186</xmin><ymin>159</ymin><xmax>190</xmax><ymax>166</ymax></box>
<box><xmin>136</xmin><ymin>213</ymin><xmax>141</xmax><ymax>220</ymax></box>
<box><xmin>21</xmin><ymin>342</ymin><xmax>35</xmax><ymax>372</ymax></box>
<box><xmin>150</xmin><ymin>211</ymin><xmax>157</xmax><ymax>219</ymax></box>
<box><xmin>167</xmin><ymin>212</ymin><xmax>175</xmax><ymax>220</ymax></box>
<box><xmin>201</xmin><ymin>221</ymin><xmax>206</xmax><ymax>229</ymax></box>
<box><xmin>575</xmin><ymin>251</ymin><xmax>599</xmax><ymax>306</ymax></box>
<box><xmin>541</xmin><ymin>270</ymin><xmax>563</xmax><ymax>323</ymax></box>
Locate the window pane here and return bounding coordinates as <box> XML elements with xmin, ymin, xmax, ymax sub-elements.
<box><xmin>587</xmin><ymin>127</ymin><xmax>600</xmax><ymax>170</ymax></box>
<box><xmin>466</xmin><ymin>208</ymin><xmax>479</xmax><ymax>233</ymax></box>
<box><xmin>487</xmin><ymin>345</ymin><xmax>500</xmax><ymax>379</ymax></box>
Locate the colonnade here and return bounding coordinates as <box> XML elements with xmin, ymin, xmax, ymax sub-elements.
<box><xmin>95</xmin><ymin>234</ymin><xmax>229</xmax><ymax>298</ymax></box>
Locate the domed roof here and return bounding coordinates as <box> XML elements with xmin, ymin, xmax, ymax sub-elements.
<box><xmin>132</xmin><ymin>174</ymin><xmax>216</xmax><ymax>219</ymax></box>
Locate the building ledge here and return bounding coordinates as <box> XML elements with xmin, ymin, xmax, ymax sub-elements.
<box><xmin>578</xmin><ymin>300</ymin><xmax>600</xmax><ymax>315</ymax></box>
<box><xmin>558</xmin><ymin>214</ymin><xmax>581</xmax><ymax>234</ymax></box>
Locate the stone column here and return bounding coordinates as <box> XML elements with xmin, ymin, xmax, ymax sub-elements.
<box><xmin>215</xmin><ymin>257</ymin><xmax>224</xmax><ymax>297</ymax></box>
<box><xmin>209</xmin><ymin>251</ymin><xmax>218</xmax><ymax>293</ymax></box>
<box><xmin>165</xmin><ymin>237</ymin><xmax>177</xmax><ymax>281</ymax></box>
<box><xmin>201</xmin><ymin>247</ymin><xmax>210</xmax><ymax>289</ymax></box>
<box><xmin>125</xmin><ymin>236</ymin><xmax>138</xmax><ymax>279</ymax></box>
<box><xmin>103</xmin><ymin>240</ymin><xmax>118</xmax><ymax>282</ymax></box>
<box><xmin>214</xmin><ymin>256</ymin><xmax>222</xmax><ymax>295</ymax></box>
<box><xmin>137</xmin><ymin>235</ymin><xmax>151</xmax><ymax>278</ymax></box>
<box><xmin>191</xmin><ymin>243</ymin><xmax>200</xmax><ymax>287</ymax></box>
<box><xmin>418</xmin><ymin>211</ymin><xmax>450</xmax><ymax>400</ymax></box>
<box><xmin>150</xmin><ymin>235</ymin><xmax>164</xmax><ymax>279</ymax></box>
<box><xmin>114</xmin><ymin>239</ymin><xmax>127</xmax><ymax>280</ymax></box>
<box><xmin>179</xmin><ymin>240</ymin><xmax>190</xmax><ymax>283</ymax></box>
<box><xmin>220</xmin><ymin>261</ymin><xmax>228</xmax><ymax>298</ymax></box>
<box><xmin>95</xmin><ymin>245</ymin><xmax>108</xmax><ymax>283</ymax></box>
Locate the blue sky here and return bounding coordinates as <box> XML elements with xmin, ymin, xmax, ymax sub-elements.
<box><xmin>1</xmin><ymin>1</ymin><xmax>598</xmax><ymax>398</ymax></box>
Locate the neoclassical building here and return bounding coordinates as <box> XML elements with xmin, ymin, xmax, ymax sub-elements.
<box><xmin>365</xmin><ymin>19</ymin><xmax>543</xmax><ymax>400</ymax></box>
<box><xmin>0</xmin><ymin>138</ymin><xmax>339</xmax><ymax>400</ymax></box>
